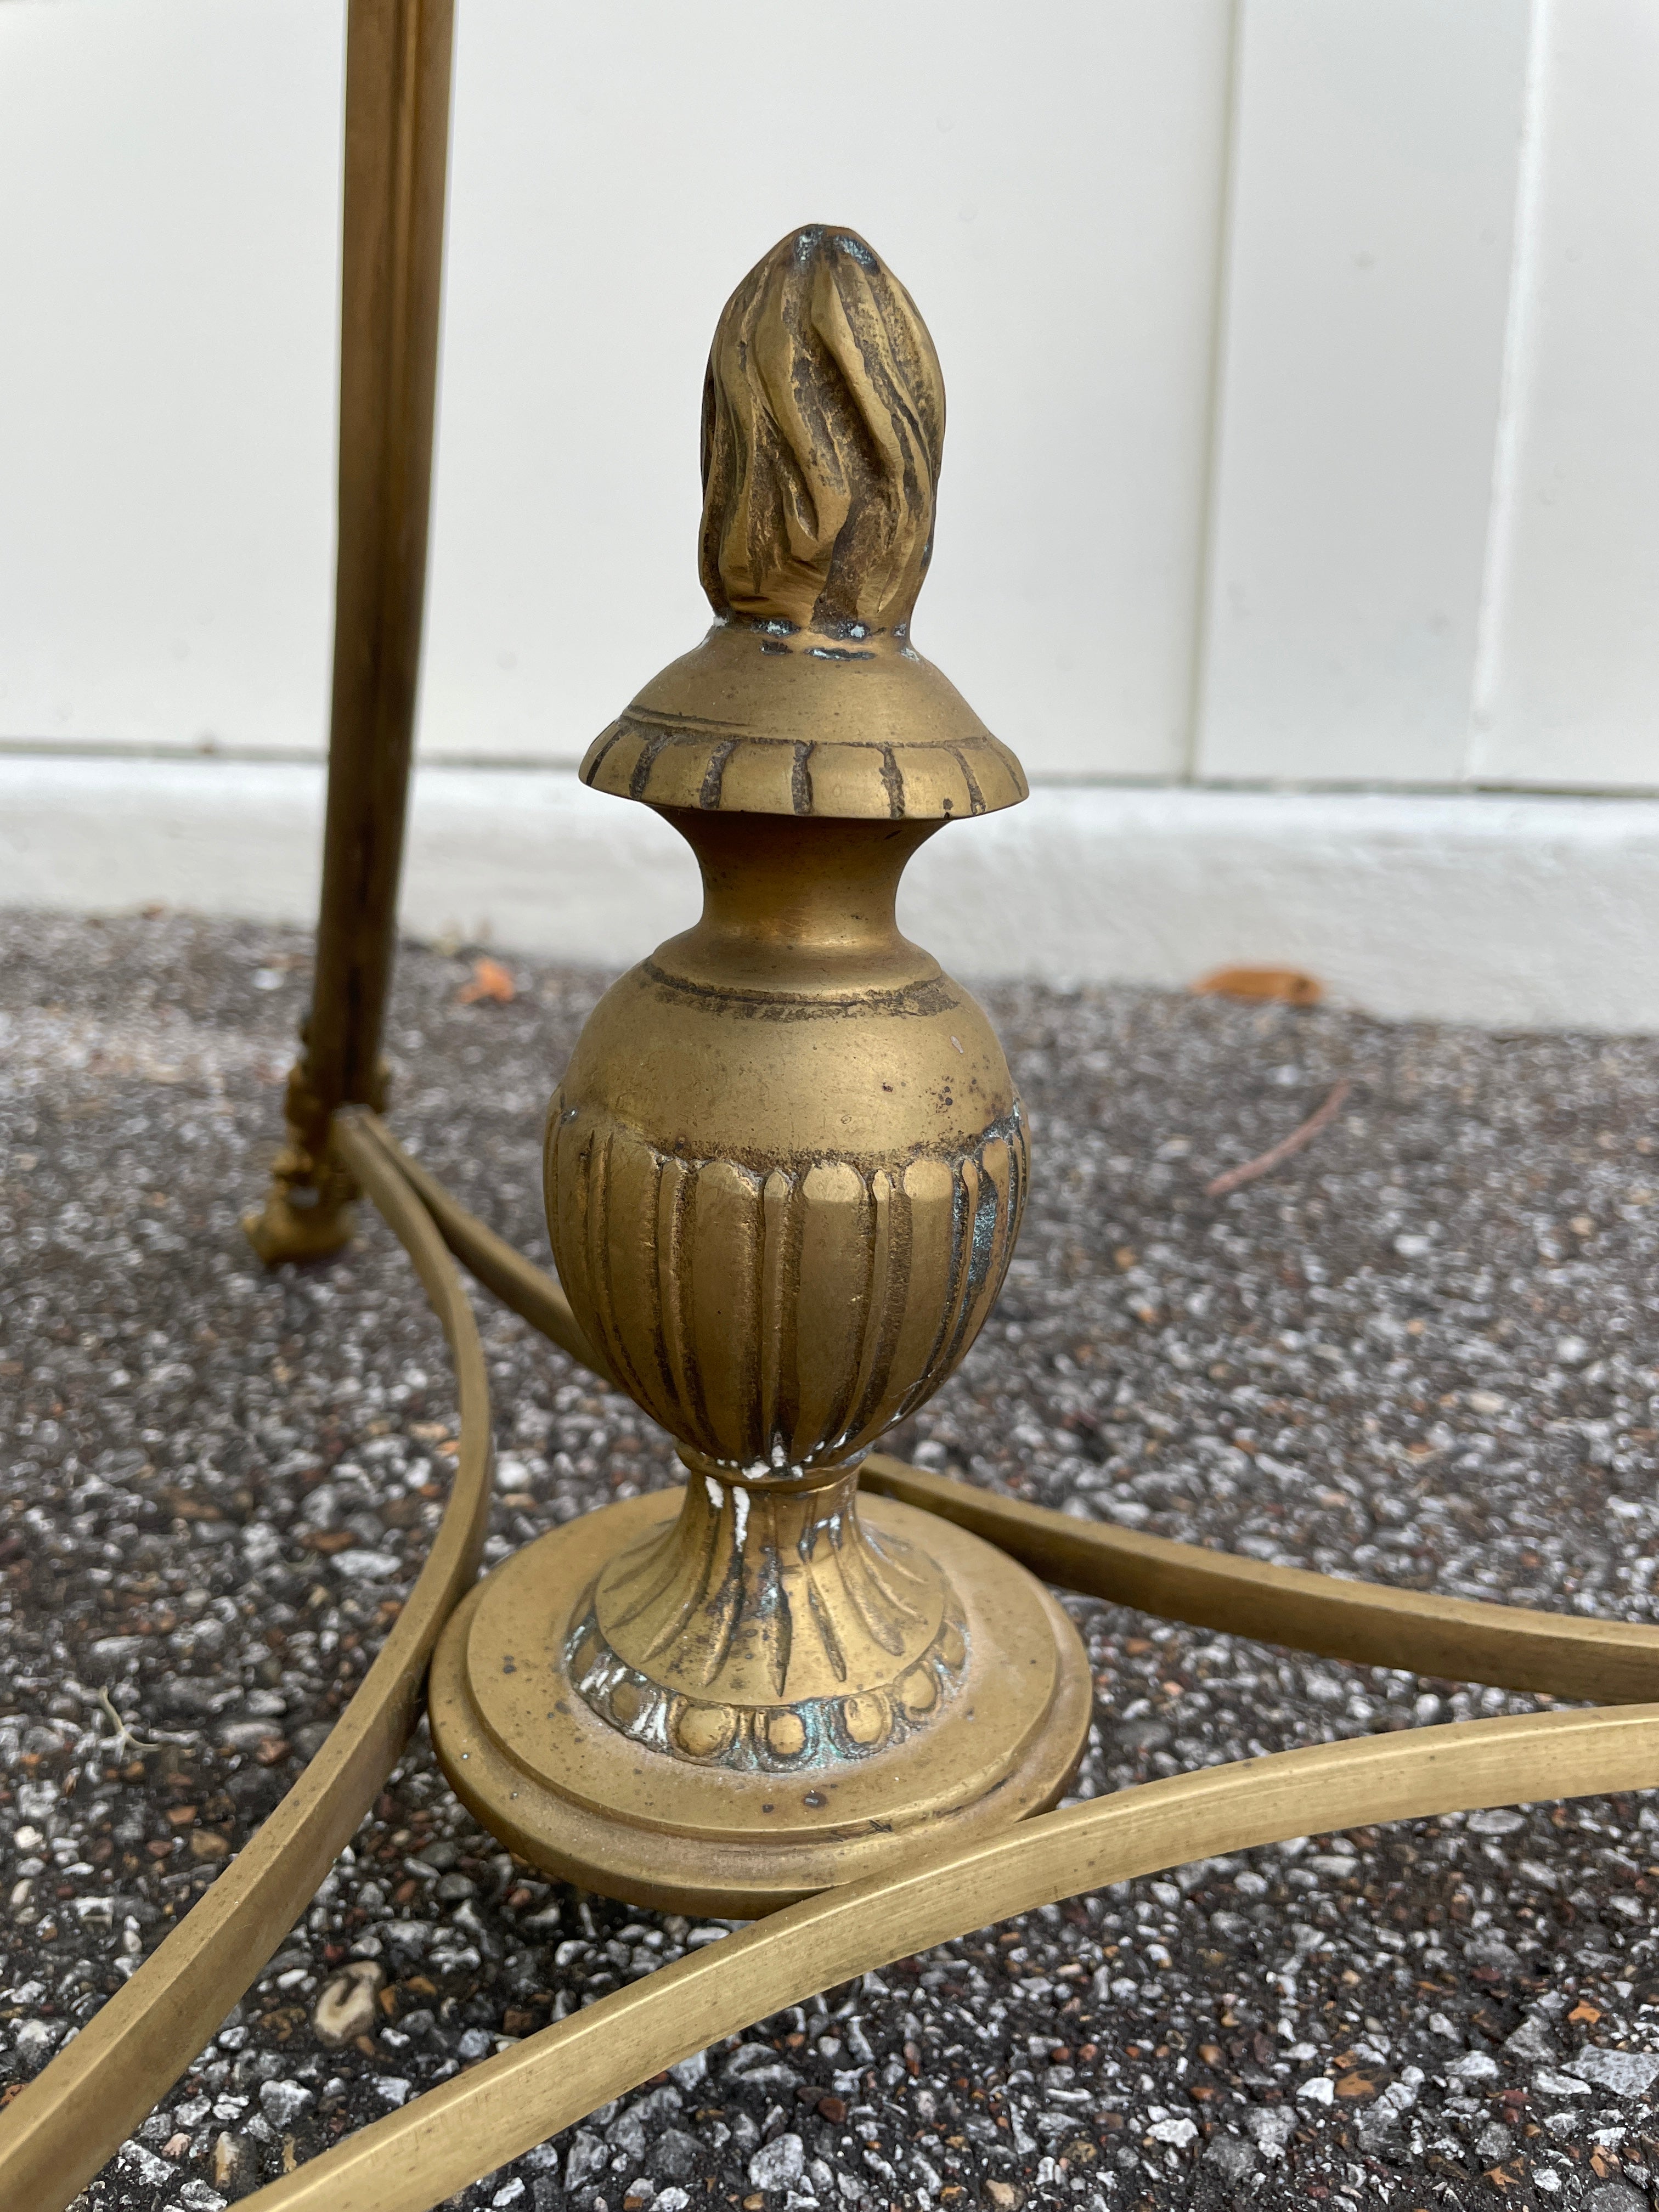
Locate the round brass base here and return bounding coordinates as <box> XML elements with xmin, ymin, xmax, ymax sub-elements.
<box><xmin>428</xmin><ymin>1489</ymin><xmax>1092</xmax><ymax>1916</ymax></box>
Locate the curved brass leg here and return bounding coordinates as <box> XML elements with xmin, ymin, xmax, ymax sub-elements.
<box><xmin>232</xmin><ymin>1702</ymin><xmax>1659</xmax><ymax>2212</ymax></box>
<box><xmin>356</xmin><ymin>1114</ymin><xmax>610</xmax><ymax>1379</ymax></box>
<box><xmin>860</xmin><ymin>1457</ymin><xmax>1659</xmax><ymax>1705</ymax></box>
<box><xmin>0</xmin><ymin>1113</ymin><xmax>494</xmax><ymax>2212</ymax></box>
<box><xmin>17</xmin><ymin>1132</ymin><xmax>1656</xmax><ymax>2212</ymax></box>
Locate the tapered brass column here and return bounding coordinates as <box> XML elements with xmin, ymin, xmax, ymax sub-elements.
<box><xmin>246</xmin><ymin>0</ymin><xmax>454</xmax><ymax>1263</ymax></box>
<box><xmin>429</xmin><ymin>225</ymin><xmax>1092</xmax><ymax>1913</ymax></box>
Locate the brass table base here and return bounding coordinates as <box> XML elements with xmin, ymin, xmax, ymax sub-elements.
<box><xmin>430</xmin><ymin>1490</ymin><xmax>1092</xmax><ymax>1915</ymax></box>
<box><xmin>8</xmin><ymin>1115</ymin><xmax>1659</xmax><ymax>2212</ymax></box>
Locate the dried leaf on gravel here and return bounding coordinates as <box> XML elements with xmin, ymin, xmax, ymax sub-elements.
<box><xmin>1193</xmin><ymin>964</ymin><xmax>1323</xmax><ymax>1006</ymax></box>
<box><xmin>455</xmin><ymin>956</ymin><xmax>516</xmax><ymax>1005</ymax></box>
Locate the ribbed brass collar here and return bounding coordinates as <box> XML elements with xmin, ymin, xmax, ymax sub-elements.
<box><xmin>581</xmin><ymin>618</ymin><xmax>1026</xmax><ymax>821</ymax></box>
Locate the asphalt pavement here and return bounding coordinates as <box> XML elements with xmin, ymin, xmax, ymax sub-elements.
<box><xmin>4</xmin><ymin>909</ymin><xmax>1659</xmax><ymax>2212</ymax></box>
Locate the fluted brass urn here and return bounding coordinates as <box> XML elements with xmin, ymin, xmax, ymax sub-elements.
<box><xmin>429</xmin><ymin>225</ymin><xmax>1091</xmax><ymax>1912</ymax></box>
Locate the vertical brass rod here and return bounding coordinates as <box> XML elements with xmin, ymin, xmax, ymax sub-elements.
<box><xmin>246</xmin><ymin>0</ymin><xmax>455</xmax><ymax>1262</ymax></box>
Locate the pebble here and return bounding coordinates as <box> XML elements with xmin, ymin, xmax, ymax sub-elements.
<box><xmin>311</xmin><ymin>1959</ymin><xmax>384</xmax><ymax>2047</ymax></box>
<box><xmin>258</xmin><ymin>2078</ymin><xmax>314</xmax><ymax>2126</ymax></box>
<box><xmin>7</xmin><ymin>911</ymin><xmax>1659</xmax><ymax>2211</ymax></box>
<box><xmin>1574</xmin><ymin>2049</ymin><xmax>1659</xmax><ymax>2100</ymax></box>
<box><xmin>211</xmin><ymin>2131</ymin><xmax>258</xmax><ymax>2194</ymax></box>
<box><xmin>1585</xmin><ymin>2184</ymin><xmax>1648</xmax><ymax>2212</ymax></box>
<box><xmin>748</xmin><ymin>2131</ymin><xmax>805</xmax><ymax>2188</ymax></box>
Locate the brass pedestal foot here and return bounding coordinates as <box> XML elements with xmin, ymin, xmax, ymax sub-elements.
<box><xmin>242</xmin><ymin>1176</ymin><xmax>358</xmax><ymax>1266</ymax></box>
<box><xmin>428</xmin><ymin>1482</ymin><xmax>1092</xmax><ymax>1916</ymax></box>
<box><xmin>243</xmin><ymin>1063</ymin><xmax>374</xmax><ymax>1263</ymax></box>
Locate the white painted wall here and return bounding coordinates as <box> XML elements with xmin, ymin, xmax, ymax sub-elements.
<box><xmin>1194</xmin><ymin>0</ymin><xmax>1534</xmax><ymax>785</ymax></box>
<box><xmin>0</xmin><ymin>0</ymin><xmax>341</xmax><ymax>757</ymax></box>
<box><xmin>1470</xmin><ymin>0</ymin><xmax>1659</xmax><ymax>791</ymax></box>
<box><xmin>4</xmin><ymin>0</ymin><xmax>1652</xmax><ymax>793</ymax></box>
<box><xmin>426</xmin><ymin>0</ymin><xmax>1234</xmax><ymax>780</ymax></box>
<box><xmin>4</xmin><ymin>0</ymin><xmax>1658</xmax><ymax>1029</ymax></box>
<box><xmin>0</xmin><ymin>0</ymin><xmax>1235</xmax><ymax>781</ymax></box>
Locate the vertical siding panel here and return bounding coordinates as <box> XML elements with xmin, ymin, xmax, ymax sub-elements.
<box><xmin>1469</xmin><ymin>0</ymin><xmax>1659</xmax><ymax>793</ymax></box>
<box><xmin>1194</xmin><ymin>0</ymin><xmax>1534</xmax><ymax>786</ymax></box>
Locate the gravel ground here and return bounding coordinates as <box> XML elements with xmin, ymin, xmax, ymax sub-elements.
<box><xmin>4</xmin><ymin>907</ymin><xmax>1659</xmax><ymax>2212</ymax></box>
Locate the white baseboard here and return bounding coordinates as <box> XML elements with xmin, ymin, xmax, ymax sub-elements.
<box><xmin>5</xmin><ymin>754</ymin><xmax>1657</xmax><ymax>1031</ymax></box>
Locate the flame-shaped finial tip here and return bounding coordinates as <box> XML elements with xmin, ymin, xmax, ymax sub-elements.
<box><xmin>699</xmin><ymin>225</ymin><xmax>945</xmax><ymax>637</ymax></box>
<box><xmin>580</xmin><ymin>225</ymin><xmax>1027</xmax><ymax>820</ymax></box>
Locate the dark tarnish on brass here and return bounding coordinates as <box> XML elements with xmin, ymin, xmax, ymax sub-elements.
<box><xmin>427</xmin><ymin>224</ymin><xmax>1091</xmax><ymax>1910</ymax></box>
<box><xmin>563</xmin><ymin>1465</ymin><xmax>974</xmax><ymax>1771</ymax></box>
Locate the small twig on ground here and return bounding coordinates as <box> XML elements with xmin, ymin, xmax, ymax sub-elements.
<box><xmin>93</xmin><ymin>1687</ymin><xmax>163</xmax><ymax>1759</ymax></box>
<box><xmin>1206</xmin><ymin>1077</ymin><xmax>1353</xmax><ymax>1198</ymax></box>
<box><xmin>69</xmin><ymin>1681</ymin><xmax>196</xmax><ymax>1764</ymax></box>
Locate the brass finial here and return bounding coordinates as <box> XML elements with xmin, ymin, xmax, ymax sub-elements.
<box><xmin>580</xmin><ymin>224</ymin><xmax>1028</xmax><ymax>821</ymax></box>
<box><xmin>431</xmin><ymin>228</ymin><xmax>1088</xmax><ymax>1912</ymax></box>
<box><xmin>699</xmin><ymin>224</ymin><xmax>944</xmax><ymax>635</ymax></box>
